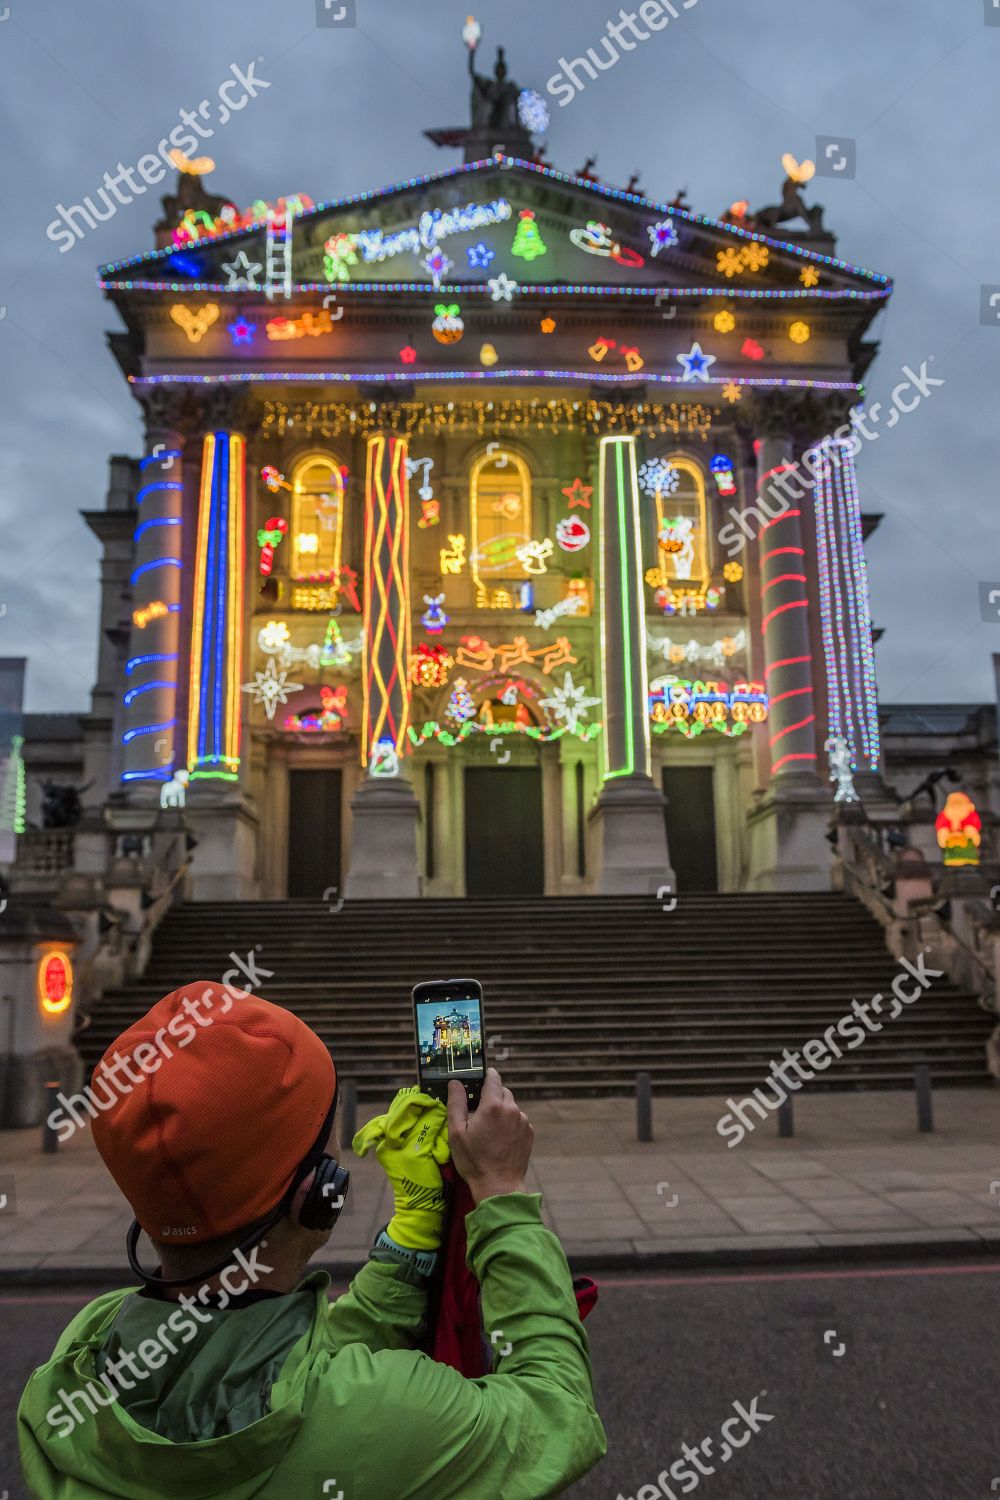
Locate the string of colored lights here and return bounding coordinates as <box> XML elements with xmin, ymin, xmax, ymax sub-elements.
<box><xmin>407</xmin><ymin>719</ymin><xmax>601</xmax><ymax>748</ymax></box>
<box><xmin>101</xmin><ymin>278</ymin><xmax>888</xmax><ymax>304</ymax></box>
<box><xmin>362</xmin><ymin>434</ymin><xmax>411</xmax><ymax>765</ymax></box>
<box><xmin>261</xmin><ymin>397</ymin><xmax>715</xmax><ymax>441</ymax></box>
<box><xmin>814</xmin><ymin>438</ymin><xmax>880</xmax><ymax>772</ymax></box>
<box><xmin>121</xmin><ymin>443</ymin><xmax>184</xmax><ymax>786</ymax></box>
<box><xmin>187</xmin><ymin>433</ymin><xmax>246</xmax><ymax>781</ymax></box>
<box><xmin>130</xmin><ymin>370</ymin><xmax>862</xmax><ymax>392</ymax></box>
<box><xmin>97</xmin><ymin>155</ymin><xmax>890</xmax><ymax>286</ymax></box>
<box><xmin>599</xmin><ymin>435</ymin><xmax>650</xmax><ymax>781</ymax></box>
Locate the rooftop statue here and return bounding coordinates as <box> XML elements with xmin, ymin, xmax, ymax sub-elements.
<box><xmin>469</xmin><ymin>44</ymin><xmax>521</xmax><ymax>133</ymax></box>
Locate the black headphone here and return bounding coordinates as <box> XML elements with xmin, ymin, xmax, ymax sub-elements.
<box><xmin>126</xmin><ymin>1089</ymin><xmax>350</xmax><ymax>1289</ymax></box>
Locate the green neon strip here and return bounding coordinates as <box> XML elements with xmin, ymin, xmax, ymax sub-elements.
<box><xmin>604</xmin><ymin>441</ymin><xmax>635</xmax><ymax>780</ymax></box>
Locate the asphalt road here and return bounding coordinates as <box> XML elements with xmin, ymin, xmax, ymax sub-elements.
<box><xmin>3</xmin><ymin>1260</ymin><xmax>999</xmax><ymax>1500</ymax></box>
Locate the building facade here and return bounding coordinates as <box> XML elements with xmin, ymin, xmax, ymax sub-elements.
<box><xmin>68</xmin><ymin>56</ymin><xmax>899</xmax><ymax>901</ymax></box>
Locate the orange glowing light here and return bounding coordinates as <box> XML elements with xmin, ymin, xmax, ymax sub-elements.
<box><xmin>38</xmin><ymin>951</ymin><xmax>73</xmax><ymax>1015</ymax></box>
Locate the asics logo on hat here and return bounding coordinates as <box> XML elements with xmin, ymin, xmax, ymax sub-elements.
<box><xmin>160</xmin><ymin>1225</ymin><xmax>199</xmax><ymax>1236</ymax></box>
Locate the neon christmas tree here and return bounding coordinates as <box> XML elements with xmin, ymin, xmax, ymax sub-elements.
<box><xmin>512</xmin><ymin>210</ymin><xmax>547</xmax><ymax>262</ymax></box>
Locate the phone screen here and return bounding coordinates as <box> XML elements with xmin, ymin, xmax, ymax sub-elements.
<box><xmin>414</xmin><ymin>981</ymin><xmax>485</xmax><ymax>1105</ymax></box>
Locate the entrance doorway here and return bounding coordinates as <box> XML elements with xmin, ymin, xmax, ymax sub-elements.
<box><xmin>662</xmin><ymin>765</ymin><xmax>719</xmax><ymax>892</ymax></box>
<box><xmin>464</xmin><ymin>766</ymin><xmax>544</xmax><ymax>896</ymax></box>
<box><xmin>287</xmin><ymin>769</ymin><xmax>342</xmax><ymax>898</ymax></box>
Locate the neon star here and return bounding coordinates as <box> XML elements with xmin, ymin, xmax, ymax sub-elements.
<box><xmin>648</xmin><ymin>219</ymin><xmax>678</xmax><ymax>256</ymax></box>
<box><xmin>562</xmin><ymin>477</ymin><xmax>593</xmax><ymax>508</ymax></box>
<box><xmin>424</xmin><ymin>248</ymin><xmax>454</xmax><ymax>289</ymax></box>
<box><xmin>676</xmin><ymin>342</ymin><xmax>716</xmax><ymax>382</ymax></box>
<box><xmin>223</xmin><ymin>250</ymin><xmax>263</xmax><ymax>290</ymax></box>
<box><xmin>488</xmin><ymin>272</ymin><xmax>519</xmax><ymax>302</ymax></box>
<box><xmin>540</xmin><ymin>671</ymin><xmax>601</xmax><ymax>734</ymax></box>
<box><xmin>468</xmin><ymin>241</ymin><xmax>496</xmax><ymax>269</ymax></box>
<box><xmin>242</xmin><ymin>659</ymin><xmax>303</xmax><ymax>721</ymax></box>
<box><xmin>228</xmin><ymin>318</ymin><xmax>256</xmax><ymax>345</ymax></box>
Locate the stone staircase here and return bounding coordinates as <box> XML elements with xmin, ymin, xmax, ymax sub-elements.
<box><xmin>77</xmin><ymin>895</ymin><xmax>995</xmax><ymax>1099</ymax></box>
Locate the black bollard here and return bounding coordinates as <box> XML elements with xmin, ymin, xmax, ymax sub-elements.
<box><xmin>339</xmin><ymin>1081</ymin><xmax>358</xmax><ymax>1145</ymax></box>
<box><xmin>915</xmin><ymin>1064</ymin><xmax>934</xmax><ymax>1133</ymax></box>
<box><xmin>777</xmin><ymin>1095</ymin><xmax>794</xmax><ymax>1138</ymax></box>
<box><xmin>41</xmin><ymin>1081</ymin><xmax>61</xmax><ymax>1154</ymax></box>
<box><xmin>636</xmin><ymin>1072</ymin><xmax>653</xmax><ymax>1143</ymax></box>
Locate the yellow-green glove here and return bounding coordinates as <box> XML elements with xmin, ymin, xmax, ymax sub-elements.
<box><xmin>352</xmin><ymin>1086</ymin><xmax>451</xmax><ymax>1251</ymax></box>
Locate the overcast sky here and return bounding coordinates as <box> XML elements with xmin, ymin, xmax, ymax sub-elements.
<box><xmin>1</xmin><ymin>0</ymin><xmax>996</xmax><ymax>713</ymax></box>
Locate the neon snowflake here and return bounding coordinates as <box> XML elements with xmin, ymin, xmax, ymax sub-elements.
<box><xmin>540</xmin><ymin>672</ymin><xmax>601</xmax><ymax>734</ymax></box>
<box><xmin>647</xmin><ymin>219</ymin><xmax>678</xmax><ymax>256</ymax></box>
<box><xmin>518</xmin><ymin>88</ymin><xmax>550</xmax><ymax>134</ymax></box>
<box><xmin>242</xmin><ymin>659</ymin><xmax>303</xmax><ymax>721</ymax></box>
<box><xmin>638</xmin><ymin>458</ymin><xmax>681</xmax><ymax>497</ymax></box>
<box><xmin>424</xmin><ymin>248</ymin><xmax>454</xmax><ymax>289</ymax></box>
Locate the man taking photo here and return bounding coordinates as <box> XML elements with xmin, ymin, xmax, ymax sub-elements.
<box><xmin>18</xmin><ymin>982</ymin><xmax>607</xmax><ymax>1498</ymax></box>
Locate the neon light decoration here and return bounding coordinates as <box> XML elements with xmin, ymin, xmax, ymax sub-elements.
<box><xmin>556</xmin><ymin>516</ymin><xmax>591</xmax><ymax>553</ymax></box>
<box><xmin>713</xmin><ymin>309</ymin><xmax>736</xmax><ymax>333</ymax></box>
<box><xmin>188</xmin><ymin>433</ymin><xmax>246</xmax><ymax>780</ymax></box>
<box><xmin>717</xmin><ymin>243</ymin><xmax>769</xmax><ymax>277</ymax></box>
<box><xmin>512</xmin><ymin>210</ymin><xmax>548</xmax><ymax>261</ymax></box>
<box><xmin>266</xmin><ymin>308</ymin><xmax>337</xmax><ymax>341</ymax></box>
<box><xmin>570</xmin><ymin>221</ymin><xmax>645</xmax><ymax>267</ymax></box>
<box><xmin>424</xmin><ymin>248</ymin><xmax>454</xmax><ymax>289</ymax></box>
<box><xmin>370</xmin><ymin>740</ymin><xmax>400</xmax><ymax>777</ymax></box>
<box><xmin>325</xmin><ymin>233</ymin><xmax>360</xmax><ymax>284</ymax></box>
<box><xmin>408</xmin><ymin>717</ymin><xmax>601</xmax><ymax>749</ymax></box>
<box><xmin>488</xmin><ymin>273</ymin><xmax>518</xmax><ymax>302</ymax></box>
<box><xmin>470</xmin><ymin>450</ymin><xmax>532</xmax><ymax>598</ymax></box>
<box><xmin>514</xmin><ymin>538</ymin><xmax>553</xmax><ymax>575</ymax></box>
<box><xmin>362</xmin><ymin>435</ymin><xmax>411</xmax><ymax>766</ymax></box>
<box><xmin>711</xmin><ymin>455</ymin><xmax>737</xmax><ymax>497</ymax></box>
<box><xmin>410</xmin><ymin>644</ymin><xmax>454</xmax><ymax>688</ymax></box>
<box><xmin>228</xmin><ymin>318</ymin><xmax>256</xmax><ymax>345</ymax></box>
<box><xmin>935</xmin><ymin>792</ymin><xmax>982</xmax><ymax>867</ymax></box>
<box><xmin>827</xmin><ymin>736</ymin><xmax>859</xmax><ymax>804</ymax></box>
<box><xmin>440</xmin><ymin>533</ymin><xmax>467</xmax><ymax>575</ymax></box>
<box><xmin>647</xmin><ymin>580</ymin><xmax>722</xmax><ymax>615</ymax></box>
<box><xmin>813</xmin><ymin>438</ymin><xmax>880</xmax><ymax>774</ymax></box>
<box><xmin>261</xmin><ymin>465</ymin><xmax>290</xmax><ymax>493</ymax></box>
<box><xmin>562</xmin><ymin>478</ymin><xmax>593</xmax><ymax>508</ymax></box>
<box><xmin>540</xmin><ymin>317</ymin><xmax>557</xmax><ymax>334</ymax></box>
<box><xmin>446</xmin><ymin>678</ymin><xmax>477</xmax><ymax>725</ymax></box>
<box><xmin>291</xmin><ymin>456</ymin><xmax>347</xmax><ymax>579</ymax></box>
<box><xmin>648</xmin><ymin>219</ymin><xmax>678</xmax><ymax>256</ymax></box>
<box><xmin>37</xmin><ymin>951</ymin><xmax>73</xmax><ymax>1015</ymax></box>
<box><xmin>723</xmin><ymin>561</ymin><xmax>744</xmax><ymax>583</ymax></box>
<box><xmin>454</xmin><ymin>634</ymin><xmax>576</xmax><ymax>675</ymax></box>
<box><xmin>433</xmin><ymin>304</ymin><xmax>464</xmax><ymax>343</ymax></box>
<box><xmin>742</xmin><ymin>338</ymin><xmax>765</xmax><ymax>361</ymax></box>
<box><xmin>242</xmin><ymin>658</ymin><xmax>304</xmax><ymax>721</ymax></box>
<box><xmin>723</xmin><ymin>384</ymin><xmax>742</xmax><ymax>403</ymax></box>
<box><xmin>1</xmin><ymin>734</ymin><xmax>26</xmax><ymax>836</ymax></box>
<box><xmin>638</xmin><ymin>459</ymin><xmax>679</xmax><ymax>498</ymax></box>
<box><xmin>540</xmin><ymin>672</ymin><xmax>601</xmax><ymax>734</ymax></box>
<box><xmin>480</xmin><ymin>343</ymin><xmax>499</xmax><ymax>367</ymax></box>
<box><xmin>598</xmin><ymin>437</ymin><xmax>650</xmax><ymax>781</ymax></box>
<box><xmin>170</xmin><ymin>303</ymin><xmax>219</xmax><ymax>343</ymax></box>
<box><xmin>285</xmin><ymin>684</ymin><xmax>348</xmax><ymax>734</ymax></box>
<box><xmin>468</xmin><ymin>241</ymin><xmax>495</xmax><ymax>269</ymax></box>
<box><xmin>800</xmin><ymin>266</ymin><xmax>820</xmax><ymax>287</ymax></box>
<box><xmin>222</xmin><ymin>251</ymin><xmax>262</xmax><ymax>290</ymax></box>
<box><xmin>173</xmin><ymin>194</ymin><xmax>313</xmax><ymax>247</ymax></box>
<box><xmin>534</xmin><ymin>595</ymin><xmax>584</xmax><ymax>630</ymax></box>
<box><xmin>351</xmin><ymin>201</ymin><xmax>513</xmax><ymax>266</ymax></box>
<box><xmin>463</xmin><ymin>14</ymin><xmax>482</xmax><ymax>47</ymax></box>
<box><xmin>518</xmin><ymin>89</ymin><xmax>550</xmax><ymax>133</ymax></box>
<box><xmin>789</xmin><ymin>320</ymin><xmax>811</xmax><ymax>343</ymax></box>
<box><xmin>257</xmin><ymin>517</ymin><xmax>288</xmax><ymax>576</ymax></box>
<box><xmin>421</xmin><ymin>594</ymin><xmax>449</xmax><ymax>634</ymax></box>
<box><xmin>132</xmin><ymin>600</ymin><xmax>171</xmax><ymax>629</ymax></box>
<box><xmin>649</xmin><ymin>677</ymin><xmax>768</xmax><ymax>738</ymax></box>
<box><xmin>677</xmin><ymin>343</ymin><xmax>716</xmax><ymax>382</ymax></box>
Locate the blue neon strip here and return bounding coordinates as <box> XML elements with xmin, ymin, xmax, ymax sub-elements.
<box><xmin>130</xmin><ymin>557</ymin><xmax>181</xmax><ymax>584</ymax></box>
<box><xmin>125</xmin><ymin>651</ymin><xmax>178</xmax><ymax>676</ymax></box>
<box><xmin>120</xmin><ymin>768</ymin><xmax>174</xmax><ymax>783</ymax></box>
<box><xmin>101</xmin><ymin>279</ymin><xmax>889</xmax><ymax>303</ymax></box>
<box><xmin>130</xmin><ymin>370</ymin><xmax>863</xmax><ymax>393</ymax></box>
<box><xmin>137</xmin><ymin>481</ymin><xmax>183</xmax><ymax>504</ymax></box>
<box><xmin>124</xmin><ymin>679</ymin><xmax>176</xmax><ymax>705</ymax></box>
<box><xmin>122</xmin><ymin>718</ymin><xmax>177</xmax><ymax>745</ymax></box>
<box><xmin>134</xmin><ymin>516</ymin><xmax>182</xmax><ymax>543</ymax></box>
<box><xmin>139</xmin><ymin>452</ymin><xmax>181</xmax><ymax>471</ymax></box>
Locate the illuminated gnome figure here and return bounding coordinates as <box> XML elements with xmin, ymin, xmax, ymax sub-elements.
<box><xmin>935</xmin><ymin>790</ymin><xmax>982</xmax><ymax>867</ymax></box>
<box><xmin>826</xmin><ymin>737</ymin><xmax>859</xmax><ymax>804</ymax></box>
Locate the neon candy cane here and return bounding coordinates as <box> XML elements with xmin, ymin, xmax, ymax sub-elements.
<box><xmin>257</xmin><ymin>517</ymin><xmax>288</xmax><ymax>576</ymax></box>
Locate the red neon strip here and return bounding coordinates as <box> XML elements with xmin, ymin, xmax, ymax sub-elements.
<box><xmin>770</xmin><ymin>712</ymin><xmax>816</xmax><ymax>747</ymax></box>
<box><xmin>757</xmin><ymin>464</ymin><xmax>795</xmax><ymax>488</ymax></box>
<box><xmin>761</xmin><ymin>572</ymin><xmax>808</xmax><ymax>595</ymax></box>
<box><xmin>769</xmin><ymin>684</ymin><xmax>813</xmax><ymax>707</ymax></box>
<box><xmin>761</xmin><ymin>598</ymin><xmax>808</xmax><ymax>633</ymax></box>
<box><xmin>772</xmin><ymin>750</ymin><xmax>818</xmax><ymax>773</ymax></box>
<box><xmin>764</xmin><ymin>654</ymin><xmax>811</xmax><ymax>679</ymax></box>
<box><xmin>760</xmin><ymin>509</ymin><xmax>802</xmax><ymax>531</ymax></box>
<box><xmin>761</xmin><ymin>545</ymin><xmax>805</xmax><ymax>564</ymax></box>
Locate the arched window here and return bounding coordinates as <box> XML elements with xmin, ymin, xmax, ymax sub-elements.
<box><xmin>644</xmin><ymin>454</ymin><xmax>709</xmax><ymax>589</ymax></box>
<box><xmin>290</xmin><ymin>454</ymin><xmax>346</xmax><ymax>579</ymax></box>
<box><xmin>469</xmin><ymin>449</ymin><xmax>532</xmax><ymax>607</ymax></box>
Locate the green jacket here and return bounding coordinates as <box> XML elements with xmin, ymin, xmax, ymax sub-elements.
<box><xmin>18</xmin><ymin>1192</ymin><xmax>606</xmax><ymax>1499</ymax></box>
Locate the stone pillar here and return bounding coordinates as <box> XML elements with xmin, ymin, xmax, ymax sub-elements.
<box><xmin>121</xmin><ymin>396</ymin><xmax>186</xmax><ymax>799</ymax></box>
<box><xmin>588</xmin><ymin>435</ymin><xmax>673</xmax><ymax>894</ymax></box>
<box><xmin>0</xmin><ymin>912</ymin><xmax>81</xmax><ymax>1128</ymax></box>
<box><xmin>344</xmin><ymin>434</ymin><xmax>420</xmax><ymax>898</ymax></box>
<box><xmin>745</xmin><ymin>399</ymin><xmax>831</xmax><ymax>889</ymax></box>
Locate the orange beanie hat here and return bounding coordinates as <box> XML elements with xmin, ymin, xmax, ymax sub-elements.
<box><xmin>91</xmin><ymin>982</ymin><xmax>336</xmax><ymax>1244</ymax></box>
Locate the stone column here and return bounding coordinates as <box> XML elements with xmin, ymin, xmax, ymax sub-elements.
<box><xmin>344</xmin><ymin>433</ymin><xmax>420</xmax><ymax>898</ymax></box>
<box><xmin>588</xmin><ymin>434</ymin><xmax>673</xmax><ymax>894</ymax></box>
<box><xmin>120</xmin><ymin>392</ymin><xmax>187</xmax><ymax>799</ymax></box>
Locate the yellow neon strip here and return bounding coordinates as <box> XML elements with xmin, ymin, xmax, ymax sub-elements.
<box><xmin>394</xmin><ymin>436</ymin><xmax>411</xmax><ymax>751</ymax></box>
<box><xmin>187</xmin><ymin>434</ymin><xmax>216</xmax><ymax>771</ymax></box>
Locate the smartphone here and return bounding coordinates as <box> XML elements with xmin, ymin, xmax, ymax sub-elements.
<box><xmin>412</xmin><ymin>978</ymin><xmax>486</xmax><ymax>1108</ymax></box>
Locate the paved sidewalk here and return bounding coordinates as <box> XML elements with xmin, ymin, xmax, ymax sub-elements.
<box><xmin>1</xmin><ymin>1089</ymin><xmax>999</xmax><ymax>1281</ymax></box>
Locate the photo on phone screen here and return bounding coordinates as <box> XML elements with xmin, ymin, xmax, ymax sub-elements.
<box><xmin>413</xmin><ymin>980</ymin><xmax>485</xmax><ymax>1105</ymax></box>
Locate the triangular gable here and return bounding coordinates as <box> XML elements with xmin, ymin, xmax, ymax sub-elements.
<box><xmin>99</xmin><ymin>157</ymin><xmax>891</xmax><ymax>307</ymax></box>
